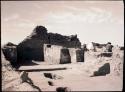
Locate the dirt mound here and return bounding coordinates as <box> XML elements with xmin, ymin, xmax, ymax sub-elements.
<box><xmin>2</xmin><ymin>55</ymin><xmax>19</xmax><ymax>91</ymax></box>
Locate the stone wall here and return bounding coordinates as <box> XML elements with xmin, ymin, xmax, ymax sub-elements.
<box><xmin>17</xmin><ymin>26</ymin><xmax>81</xmax><ymax>61</ymax></box>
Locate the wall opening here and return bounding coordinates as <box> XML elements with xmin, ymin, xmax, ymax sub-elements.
<box><xmin>47</xmin><ymin>44</ymin><xmax>51</xmax><ymax>48</ymax></box>
<box><xmin>60</xmin><ymin>48</ymin><xmax>71</xmax><ymax>64</ymax></box>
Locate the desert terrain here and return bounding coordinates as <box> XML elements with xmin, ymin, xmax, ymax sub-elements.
<box><xmin>1</xmin><ymin>1</ymin><xmax>124</xmax><ymax>91</ymax></box>
<box><xmin>2</xmin><ymin>46</ymin><xmax>123</xmax><ymax>91</ymax></box>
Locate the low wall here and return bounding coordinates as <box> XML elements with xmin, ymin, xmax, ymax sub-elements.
<box><xmin>44</xmin><ymin>44</ymin><xmax>83</xmax><ymax>64</ymax></box>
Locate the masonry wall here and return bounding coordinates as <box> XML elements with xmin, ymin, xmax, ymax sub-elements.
<box><xmin>44</xmin><ymin>44</ymin><xmax>83</xmax><ymax>64</ymax></box>
<box><xmin>17</xmin><ymin>26</ymin><xmax>81</xmax><ymax>61</ymax></box>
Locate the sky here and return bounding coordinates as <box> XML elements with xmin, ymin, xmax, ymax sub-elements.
<box><xmin>1</xmin><ymin>1</ymin><xmax>124</xmax><ymax>46</ymax></box>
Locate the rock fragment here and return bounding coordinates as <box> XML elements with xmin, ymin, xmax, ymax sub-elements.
<box><xmin>91</xmin><ymin>63</ymin><xmax>110</xmax><ymax>77</ymax></box>
<box><xmin>56</xmin><ymin>87</ymin><xmax>71</xmax><ymax>92</ymax></box>
<box><xmin>48</xmin><ymin>81</ymin><xmax>54</xmax><ymax>86</ymax></box>
<box><xmin>44</xmin><ymin>73</ymin><xmax>63</xmax><ymax>79</ymax></box>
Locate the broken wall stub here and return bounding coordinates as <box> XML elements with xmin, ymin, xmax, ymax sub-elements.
<box><xmin>44</xmin><ymin>44</ymin><xmax>63</xmax><ymax>64</ymax></box>
<box><xmin>17</xmin><ymin>26</ymin><xmax>81</xmax><ymax>62</ymax></box>
<box><xmin>2</xmin><ymin>42</ymin><xmax>17</xmax><ymax>63</ymax></box>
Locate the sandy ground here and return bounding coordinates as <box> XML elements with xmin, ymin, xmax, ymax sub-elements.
<box><xmin>1</xmin><ymin>47</ymin><xmax>123</xmax><ymax>91</ymax></box>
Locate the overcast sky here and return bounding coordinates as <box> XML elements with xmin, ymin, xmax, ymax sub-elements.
<box><xmin>1</xmin><ymin>1</ymin><xmax>124</xmax><ymax>46</ymax></box>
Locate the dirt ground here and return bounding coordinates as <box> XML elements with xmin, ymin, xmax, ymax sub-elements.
<box><xmin>1</xmin><ymin>47</ymin><xmax>123</xmax><ymax>91</ymax></box>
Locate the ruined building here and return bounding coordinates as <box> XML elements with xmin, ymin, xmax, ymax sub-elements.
<box><xmin>17</xmin><ymin>26</ymin><xmax>82</xmax><ymax>64</ymax></box>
